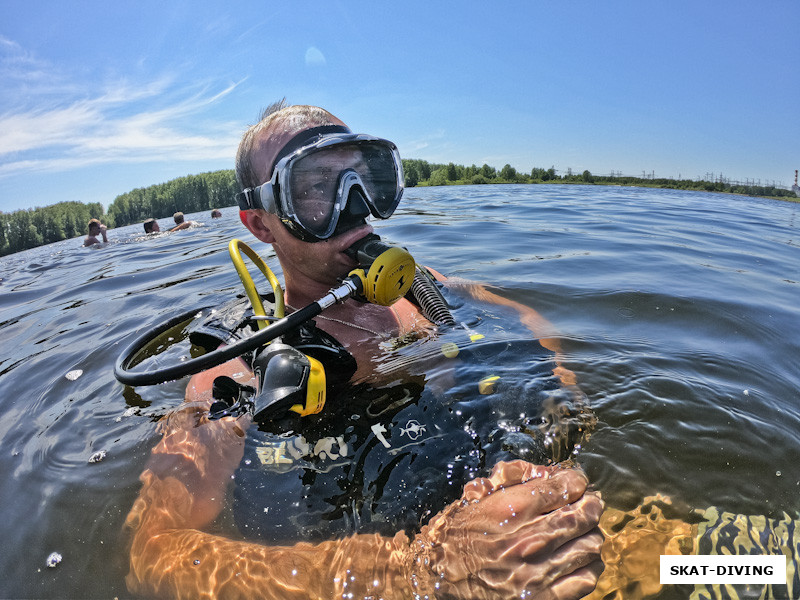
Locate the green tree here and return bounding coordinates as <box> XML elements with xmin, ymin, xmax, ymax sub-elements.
<box><xmin>429</xmin><ymin>168</ymin><xmax>449</xmax><ymax>186</ymax></box>
<box><xmin>0</xmin><ymin>213</ymin><xmax>8</xmax><ymax>254</ymax></box>
<box><xmin>500</xmin><ymin>164</ymin><xmax>517</xmax><ymax>181</ymax></box>
<box><xmin>480</xmin><ymin>164</ymin><xmax>496</xmax><ymax>179</ymax></box>
<box><xmin>404</xmin><ymin>164</ymin><xmax>419</xmax><ymax>187</ymax></box>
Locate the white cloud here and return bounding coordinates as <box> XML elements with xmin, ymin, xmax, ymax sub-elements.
<box><xmin>0</xmin><ymin>34</ymin><xmax>39</xmax><ymax>67</ymax></box>
<box><xmin>0</xmin><ymin>34</ymin><xmax>63</xmax><ymax>94</ymax></box>
<box><xmin>0</xmin><ymin>36</ymin><xmax>249</xmax><ymax>182</ymax></box>
<box><xmin>402</xmin><ymin>129</ymin><xmax>446</xmax><ymax>154</ymax></box>
<box><xmin>0</xmin><ymin>74</ymin><xmax>244</xmax><ymax>178</ymax></box>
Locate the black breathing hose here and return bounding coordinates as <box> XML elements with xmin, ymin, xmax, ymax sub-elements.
<box><xmin>115</xmin><ymin>234</ymin><xmax>451</xmax><ymax>387</ymax></box>
<box><xmin>409</xmin><ymin>267</ymin><xmax>456</xmax><ymax>326</ymax></box>
<box><xmin>114</xmin><ymin>303</ymin><xmax>323</xmax><ymax>386</ymax></box>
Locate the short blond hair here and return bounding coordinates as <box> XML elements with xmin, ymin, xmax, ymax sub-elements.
<box><xmin>235</xmin><ymin>100</ymin><xmax>343</xmax><ymax>190</ymax></box>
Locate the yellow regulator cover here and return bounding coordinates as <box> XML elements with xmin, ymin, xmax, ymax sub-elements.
<box><xmin>360</xmin><ymin>246</ymin><xmax>416</xmax><ymax>306</ymax></box>
<box><xmin>290</xmin><ymin>355</ymin><xmax>326</xmax><ymax>416</ymax></box>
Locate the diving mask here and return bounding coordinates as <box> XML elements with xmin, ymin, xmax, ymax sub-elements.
<box><xmin>236</xmin><ymin>132</ymin><xmax>405</xmax><ymax>242</ymax></box>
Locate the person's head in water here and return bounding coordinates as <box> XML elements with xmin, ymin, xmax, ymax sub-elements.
<box><xmin>173</xmin><ymin>212</ymin><xmax>185</xmax><ymax>226</ymax></box>
<box><xmin>143</xmin><ymin>219</ymin><xmax>160</xmax><ymax>234</ymax></box>
<box><xmin>211</xmin><ymin>209</ymin><xmax>222</xmax><ymax>219</ymax></box>
<box><xmin>84</xmin><ymin>218</ymin><xmax>108</xmax><ymax>246</ymax></box>
<box><xmin>235</xmin><ymin>101</ymin><xmax>404</xmax><ymax>288</ymax></box>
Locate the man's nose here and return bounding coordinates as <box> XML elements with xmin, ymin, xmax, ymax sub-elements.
<box><xmin>343</xmin><ymin>186</ymin><xmax>370</xmax><ymax>219</ymax></box>
<box><xmin>332</xmin><ymin>186</ymin><xmax>371</xmax><ymax>237</ymax></box>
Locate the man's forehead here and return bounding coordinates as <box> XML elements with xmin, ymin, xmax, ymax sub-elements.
<box><xmin>251</xmin><ymin>123</ymin><xmax>308</xmax><ymax>180</ymax></box>
<box><xmin>252</xmin><ymin>125</ymin><xmax>294</xmax><ymax>177</ymax></box>
<box><xmin>252</xmin><ymin>117</ymin><xmax>346</xmax><ymax>181</ymax></box>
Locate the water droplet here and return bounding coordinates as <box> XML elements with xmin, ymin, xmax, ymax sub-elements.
<box><xmin>776</xmin><ymin>471</ymin><xmax>781</xmax><ymax>477</ymax></box>
<box><xmin>46</xmin><ymin>552</ymin><xmax>62</xmax><ymax>568</ymax></box>
<box><xmin>88</xmin><ymin>450</ymin><xmax>107</xmax><ymax>464</ymax></box>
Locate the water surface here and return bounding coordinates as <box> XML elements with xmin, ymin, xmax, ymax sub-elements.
<box><xmin>1</xmin><ymin>184</ymin><xmax>798</xmax><ymax>599</ymax></box>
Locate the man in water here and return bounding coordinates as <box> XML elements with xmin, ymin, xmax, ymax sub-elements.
<box><xmin>124</xmin><ymin>102</ymin><xmax>604</xmax><ymax>599</ymax></box>
<box><xmin>143</xmin><ymin>218</ymin><xmax>160</xmax><ymax>234</ymax></box>
<box><xmin>83</xmin><ymin>218</ymin><xmax>108</xmax><ymax>246</ymax></box>
<box><xmin>170</xmin><ymin>211</ymin><xmax>197</xmax><ymax>231</ymax></box>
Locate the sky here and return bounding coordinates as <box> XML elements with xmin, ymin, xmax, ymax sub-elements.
<box><xmin>1</xmin><ymin>0</ymin><xmax>798</xmax><ymax>213</ymax></box>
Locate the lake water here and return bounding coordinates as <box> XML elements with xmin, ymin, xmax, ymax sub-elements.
<box><xmin>1</xmin><ymin>184</ymin><xmax>798</xmax><ymax>599</ymax></box>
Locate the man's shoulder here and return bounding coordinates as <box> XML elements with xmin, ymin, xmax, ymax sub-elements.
<box><xmin>421</xmin><ymin>265</ymin><xmax>447</xmax><ymax>282</ymax></box>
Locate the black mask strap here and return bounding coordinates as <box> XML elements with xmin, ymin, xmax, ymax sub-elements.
<box><xmin>267</xmin><ymin>124</ymin><xmax>351</xmax><ymax>179</ymax></box>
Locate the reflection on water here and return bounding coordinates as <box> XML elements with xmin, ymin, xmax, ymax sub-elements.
<box><xmin>0</xmin><ymin>187</ymin><xmax>799</xmax><ymax>599</ymax></box>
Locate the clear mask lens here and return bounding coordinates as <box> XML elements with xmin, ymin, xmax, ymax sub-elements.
<box><xmin>285</xmin><ymin>140</ymin><xmax>402</xmax><ymax>238</ymax></box>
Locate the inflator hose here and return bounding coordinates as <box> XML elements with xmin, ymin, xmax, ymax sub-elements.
<box><xmin>114</xmin><ymin>303</ymin><xmax>322</xmax><ymax>387</ymax></box>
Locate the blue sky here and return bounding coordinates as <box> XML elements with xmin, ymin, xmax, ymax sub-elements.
<box><xmin>1</xmin><ymin>0</ymin><xmax>798</xmax><ymax>213</ymax></box>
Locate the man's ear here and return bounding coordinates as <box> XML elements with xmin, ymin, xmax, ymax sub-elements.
<box><xmin>240</xmin><ymin>210</ymin><xmax>276</xmax><ymax>243</ymax></box>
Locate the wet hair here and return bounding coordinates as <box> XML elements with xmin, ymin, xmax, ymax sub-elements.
<box><xmin>87</xmin><ymin>218</ymin><xmax>101</xmax><ymax>232</ymax></box>
<box><xmin>235</xmin><ymin>99</ymin><xmax>345</xmax><ymax>191</ymax></box>
<box><xmin>173</xmin><ymin>212</ymin><xmax>185</xmax><ymax>224</ymax></box>
<box><xmin>143</xmin><ymin>218</ymin><xmax>157</xmax><ymax>234</ymax></box>
<box><xmin>211</xmin><ymin>209</ymin><xmax>222</xmax><ymax>218</ymax></box>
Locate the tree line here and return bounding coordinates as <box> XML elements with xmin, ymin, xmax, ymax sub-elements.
<box><xmin>1</xmin><ymin>162</ymin><xmax>796</xmax><ymax>256</ymax></box>
<box><xmin>402</xmin><ymin>159</ymin><xmax>799</xmax><ymax>199</ymax></box>
<box><xmin>0</xmin><ymin>201</ymin><xmax>106</xmax><ymax>256</ymax></box>
<box><xmin>0</xmin><ymin>171</ymin><xmax>239</xmax><ymax>256</ymax></box>
<box><xmin>106</xmin><ymin>170</ymin><xmax>239</xmax><ymax>227</ymax></box>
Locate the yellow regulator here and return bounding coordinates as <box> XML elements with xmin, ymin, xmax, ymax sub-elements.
<box><xmin>349</xmin><ymin>245</ymin><xmax>416</xmax><ymax>306</ymax></box>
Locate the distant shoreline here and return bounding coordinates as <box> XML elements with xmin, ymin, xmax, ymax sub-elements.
<box><xmin>401</xmin><ymin>159</ymin><xmax>798</xmax><ymax>203</ymax></box>
<box><xmin>412</xmin><ymin>178</ymin><xmax>800</xmax><ymax>203</ymax></box>
<box><xmin>2</xmin><ymin>167</ymin><xmax>796</xmax><ymax>257</ymax></box>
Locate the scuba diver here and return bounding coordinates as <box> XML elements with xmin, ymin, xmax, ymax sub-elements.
<box><xmin>121</xmin><ymin>102</ymin><xmax>604</xmax><ymax>600</ymax></box>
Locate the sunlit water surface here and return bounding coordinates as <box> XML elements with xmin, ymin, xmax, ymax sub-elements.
<box><xmin>1</xmin><ymin>184</ymin><xmax>799</xmax><ymax>599</ymax></box>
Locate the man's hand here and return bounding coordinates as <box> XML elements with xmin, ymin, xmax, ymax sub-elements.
<box><xmin>411</xmin><ymin>460</ymin><xmax>604</xmax><ymax>599</ymax></box>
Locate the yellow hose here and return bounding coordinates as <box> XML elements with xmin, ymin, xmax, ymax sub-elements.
<box><xmin>228</xmin><ymin>239</ymin><xmax>285</xmax><ymax>328</ymax></box>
